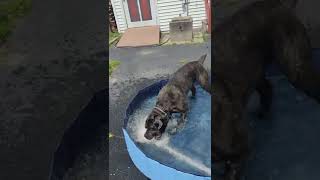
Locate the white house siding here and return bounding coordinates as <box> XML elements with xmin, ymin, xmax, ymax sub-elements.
<box><xmin>110</xmin><ymin>0</ymin><xmax>127</xmax><ymax>33</ymax></box>
<box><xmin>110</xmin><ymin>0</ymin><xmax>206</xmax><ymax>32</ymax></box>
<box><xmin>157</xmin><ymin>0</ymin><xmax>207</xmax><ymax>32</ymax></box>
<box><xmin>188</xmin><ymin>0</ymin><xmax>207</xmax><ymax>30</ymax></box>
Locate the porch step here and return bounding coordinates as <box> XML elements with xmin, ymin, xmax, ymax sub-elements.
<box><xmin>117</xmin><ymin>26</ymin><xmax>160</xmax><ymax>48</ymax></box>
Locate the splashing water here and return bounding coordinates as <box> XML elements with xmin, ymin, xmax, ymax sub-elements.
<box><xmin>126</xmin><ymin>85</ymin><xmax>211</xmax><ymax>176</ymax></box>
<box><xmin>156</xmin><ymin>143</ymin><xmax>211</xmax><ymax>175</ymax></box>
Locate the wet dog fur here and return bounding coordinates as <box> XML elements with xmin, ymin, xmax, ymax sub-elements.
<box><xmin>144</xmin><ymin>54</ymin><xmax>211</xmax><ymax>140</ymax></box>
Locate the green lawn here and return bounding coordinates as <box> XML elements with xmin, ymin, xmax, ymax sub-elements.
<box><xmin>109</xmin><ymin>30</ymin><xmax>120</xmax><ymax>46</ymax></box>
<box><xmin>109</xmin><ymin>60</ymin><xmax>121</xmax><ymax>76</ymax></box>
<box><xmin>0</xmin><ymin>0</ymin><xmax>32</xmax><ymax>44</ymax></box>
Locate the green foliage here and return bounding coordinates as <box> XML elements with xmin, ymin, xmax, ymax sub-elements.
<box><xmin>109</xmin><ymin>31</ymin><xmax>120</xmax><ymax>41</ymax></box>
<box><xmin>0</xmin><ymin>0</ymin><xmax>32</xmax><ymax>43</ymax></box>
<box><xmin>109</xmin><ymin>60</ymin><xmax>121</xmax><ymax>76</ymax></box>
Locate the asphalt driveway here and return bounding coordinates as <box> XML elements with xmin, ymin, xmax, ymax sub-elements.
<box><xmin>0</xmin><ymin>0</ymin><xmax>107</xmax><ymax>179</ymax></box>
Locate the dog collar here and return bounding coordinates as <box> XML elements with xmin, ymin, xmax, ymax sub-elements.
<box><xmin>154</xmin><ymin>106</ymin><xmax>168</xmax><ymax>117</ymax></box>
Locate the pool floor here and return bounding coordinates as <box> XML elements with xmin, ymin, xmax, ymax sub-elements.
<box><xmin>245</xmin><ymin>76</ymin><xmax>320</xmax><ymax>180</ymax></box>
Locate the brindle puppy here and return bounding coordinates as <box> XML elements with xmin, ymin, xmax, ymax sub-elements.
<box><xmin>144</xmin><ymin>54</ymin><xmax>211</xmax><ymax>140</ymax></box>
<box><xmin>213</xmin><ymin>0</ymin><xmax>320</xmax><ymax>179</ymax></box>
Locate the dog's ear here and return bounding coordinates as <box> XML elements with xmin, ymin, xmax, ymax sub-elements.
<box><xmin>145</xmin><ymin>115</ymin><xmax>153</xmax><ymax>128</ymax></box>
<box><xmin>198</xmin><ymin>54</ymin><xmax>207</xmax><ymax>64</ymax></box>
<box><xmin>205</xmin><ymin>67</ymin><xmax>210</xmax><ymax>73</ymax></box>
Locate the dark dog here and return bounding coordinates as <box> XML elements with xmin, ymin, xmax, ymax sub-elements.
<box><xmin>213</xmin><ymin>0</ymin><xmax>320</xmax><ymax>179</ymax></box>
<box><xmin>144</xmin><ymin>54</ymin><xmax>211</xmax><ymax>140</ymax></box>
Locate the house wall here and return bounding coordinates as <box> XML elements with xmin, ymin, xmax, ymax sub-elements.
<box><xmin>110</xmin><ymin>0</ymin><xmax>128</xmax><ymax>33</ymax></box>
<box><xmin>157</xmin><ymin>0</ymin><xmax>206</xmax><ymax>32</ymax></box>
<box><xmin>110</xmin><ymin>0</ymin><xmax>206</xmax><ymax>33</ymax></box>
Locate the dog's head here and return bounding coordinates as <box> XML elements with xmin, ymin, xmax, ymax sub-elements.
<box><xmin>144</xmin><ymin>108</ymin><xmax>169</xmax><ymax>140</ymax></box>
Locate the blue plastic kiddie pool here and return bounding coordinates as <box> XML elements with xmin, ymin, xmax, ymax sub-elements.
<box><xmin>123</xmin><ymin>79</ymin><xmax>212</xmax><ymax>180</ymax></box>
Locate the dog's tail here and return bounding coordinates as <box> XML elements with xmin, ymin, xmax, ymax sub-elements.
<box><xmin>198</xmin><ymin>54</ymin><xmax>207</xmax><ymax>64</ymax></box>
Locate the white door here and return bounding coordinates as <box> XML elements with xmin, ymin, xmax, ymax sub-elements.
<box><xmin>123</xmin><ymin>0</ymin><xmax>158</xmax><ymax>28</ymax></box>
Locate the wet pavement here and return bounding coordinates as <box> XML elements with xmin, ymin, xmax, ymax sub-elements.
<box><xmin>0</xmin><ymin>0</ymin><xmax>107</xmax><ymax>179</ymax></box>
<box><xmin>109</xmin><ymin>42</ymin><xmax>211</xmax><ymax>180</ymax></box>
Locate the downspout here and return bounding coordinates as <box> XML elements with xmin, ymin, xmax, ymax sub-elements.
<box><xmin>204</xmin><ymin>0</ymin><xmax>211</xmax><ymax>33</ymax></box>
<box><xmin>181</xmin><ymin>0</ymin><xmax>190</xmax><ymax>16</ymax></box>
<box><xmin>185</xmin><ymin>0</ymin><xmax>189</xmax><ymax>16</ymax></box>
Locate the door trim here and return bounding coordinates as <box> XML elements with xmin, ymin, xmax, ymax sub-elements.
<box><xmin>122</xmin><ymin>0</ymin><xmax>158</xmax><ymax>28</ymax></box>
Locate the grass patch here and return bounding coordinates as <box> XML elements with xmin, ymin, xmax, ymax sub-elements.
<box><xmin>109</xmin><ymin>133</ymin><xmax>114</xmax><ymax>139</ymax></box>
<box><xmin>109</xmin><ymin>30</ymin><xmax>120</xmax><ymax>46</ymax></box>
<box><xmin>108</xmin><ymin>132</ymin><xmax>124</xmax><ymax>140</ymax></box>
<box><xmin>203</xmin><ymin>33</ymin><xmax>210</xmax><ymax>42</ymax></box>
<box><xmin>109</xmin><ymin>60</ymin><xmax>121</xmax><ymax>76</ymax></box>
<box><xmin>179</xmin><ymin>59</ymin><xmax>188</xmax><ymax>65</ymax></box>
<box><xmin>0</xmin><ymin>0</ymin><xmax>32</xmax><ymax>44</ymax></box>
<box><xmin>109</xmin><ymin>31</ymin><xmax>120</xmax><ymax>41</ymax></box>
<box><xmin>160</xmin><ymin>32</ymin><xmax>208</xmax><ymax>46</ymax></box>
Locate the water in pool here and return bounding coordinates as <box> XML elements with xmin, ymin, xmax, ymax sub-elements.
<box><xmin>126</xmin><ymin>84</ymin><xmax>211</xmax><ymax>176</ymax></box>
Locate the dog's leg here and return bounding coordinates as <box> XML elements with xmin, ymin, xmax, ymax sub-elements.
<box><xmin>213</xmin><ymin>99</ymin><xmax>247</xmax><ymax>180</ymax></box>
<box><xmin>191</xmin><ymin>85</ymin><xmax>196</xmax><ymax>97</ymax></box>
<box><xmin>168</xmin><ymin>98</ymin><xmax>188</xmax><ymax>134</ymax></box>
<box><xmin>213</xmin><ymin>80</ymin><xmax>249</xmax><ymax>180</ymax></box>
<box><xmin>176</xmin><ymin>98</ymin><xmax>188</xmax><ymax>131</ymax></box>
<box><xmin>256</xmin><ymin>77</ymin><xmax>273</xmax><ymax>118</ymax></box>
<box><xmin>212</xmin><ymin>79</ymin><xmax>233</xmax><ymax>162</ymax></box>
<box><xmin>197</xmin><ymin>66</ymin><xmax>212</xmax><ymax>94</ymax></box>
<box><xmin>168</xmin><ymin>110</ymin><xmax>187</xmax><ymax>135</ymax></box>
<box><xmin>176</xmin><ymin>110</ymin><xmax>187</xmax><ymax>130</ymax></box>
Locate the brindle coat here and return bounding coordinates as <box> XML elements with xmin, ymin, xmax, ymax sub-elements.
<box><xmin>213</xmin><ymin>0</ymin><xmax>320</xmax><ymax>179</ymax></box>
<box><xmin>144</xmin><ymin>54</ymin><xmax>211</xmax><ymax>140</ymax></box>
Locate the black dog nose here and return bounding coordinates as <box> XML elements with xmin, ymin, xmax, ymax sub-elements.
<box><xmin>144</xmin><ymin>133</ymin><xmax>152</xmax><ymax>140</ymax></box>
